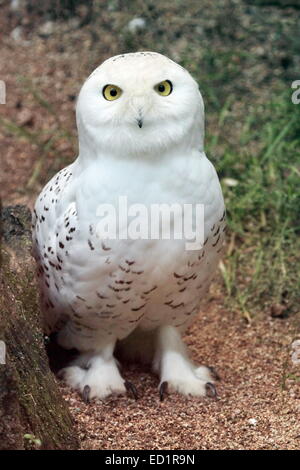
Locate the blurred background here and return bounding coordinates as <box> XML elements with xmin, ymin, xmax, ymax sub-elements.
<box><xmin>0</xmin><ymin>0</ymin><xmax>299</xmax><ymax>320</ymax></box>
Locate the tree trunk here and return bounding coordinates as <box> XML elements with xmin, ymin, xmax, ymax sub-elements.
<box><xmin>0</xmin><ymin>205</ymin><xmax>78</xmax><ymax>450</ymax></box>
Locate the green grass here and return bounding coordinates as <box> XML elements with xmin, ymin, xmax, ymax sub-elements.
<box><xmin>208</xmin><ymin>90</ymin><xmax>300</xmax><ymax>319</ymax></box>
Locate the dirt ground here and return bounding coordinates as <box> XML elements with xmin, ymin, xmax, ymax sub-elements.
<box><xmin>1</xmin><ymin>0</ymin><xmax>299</xmax><ymax>450</ymax></box>
<box><xmin>59</xmin><ymin>296</ymin><xmax>300</xmax><ymax>450</ymax></box>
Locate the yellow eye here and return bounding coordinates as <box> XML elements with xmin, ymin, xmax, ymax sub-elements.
<box><xmin>155</xmin><ymin>80</ymin><xmax>173</xmax><ymax>96</ymax></box>
<box><xmin>102</xmin><ymin>84</ymin><xmax>122</xmax><ymax>101</ymax></box>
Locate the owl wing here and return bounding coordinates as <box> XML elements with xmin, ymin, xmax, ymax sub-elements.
<box><xmin>32</xmin><ymin>164</ymin><xmax>78</xmax><ymax>333</ymax></box>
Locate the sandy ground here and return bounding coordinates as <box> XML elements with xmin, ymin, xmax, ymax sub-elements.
<box><xmin>60</xmin><ymin>297</ymin><xmax>300</xmax><ymax>450</ymax></box>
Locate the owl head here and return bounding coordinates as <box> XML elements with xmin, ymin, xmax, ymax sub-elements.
<box><xmin>76</xmin><ymin>52</ymin><xmax>204</xmax><ymax>159</ymax></box>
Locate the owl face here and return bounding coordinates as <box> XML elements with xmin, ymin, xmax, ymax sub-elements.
<box><xmin>76</xmin><ymin>52</ymin><xmax>204</xmax><ymax>158</ymax></box>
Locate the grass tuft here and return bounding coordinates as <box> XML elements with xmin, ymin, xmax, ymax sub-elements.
<box><xmin>209</xmin><ymin>90</ymin><xmax>300</xmax><ymax>317</ymax></box>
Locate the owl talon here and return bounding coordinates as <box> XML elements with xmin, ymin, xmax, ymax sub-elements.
<box><xmin>208</xmin><ymin>366</ymin><xmax>221</xmax><ymax>381</ymax></box>
<box><xmin>125</xmin><ymin>380</ymin><xmax>139</xmax><ymax>400</ymax></box>
<box><xmin>57</xmin><ymin>369</ymin><xmax>65</xmax><ymax>380</ymax></box>
<box><xmin>159</xmin><ymin>381</ymin><xmax>168</xmax><ymax>402</ymax></box>
<box><xmin>82</xmin><ymin>384</ymin><xmax>91</xmax><ymax>403</ymax></box>
<box><xmin>205</xmin><ymin>382</ymin><xmax>217</xmax><ymax>398</ymax></box>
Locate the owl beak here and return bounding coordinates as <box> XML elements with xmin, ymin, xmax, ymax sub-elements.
<box><xmin>135</xmin><ymin>105</ymin><xmax>144</xmax><ymax>128</ymax></box>
<box><xmin>131</xmin><ymin>99</ymin><xmax>145</xmax><ymax>128</ymax></box>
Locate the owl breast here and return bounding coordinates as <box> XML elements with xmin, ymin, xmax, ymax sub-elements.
<box><xmin>32</xmin><ymin>152</ymin><xmax>225</xmax><ymax>343</ymax></box>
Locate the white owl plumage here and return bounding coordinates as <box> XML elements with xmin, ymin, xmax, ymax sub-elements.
<box><xmin>32</xmin><ymin>52</ymin><xmax>225</xmax><ymax>401</ymax></box>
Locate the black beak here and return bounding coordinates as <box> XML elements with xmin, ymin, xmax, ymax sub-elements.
<box><xmin>137</xmin><ymin>118</ymin><xmax>143</xmax><ymax>128</ymax></box>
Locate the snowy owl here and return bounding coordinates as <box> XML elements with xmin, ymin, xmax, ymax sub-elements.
<box><xmin>32</xmin><ymin>52</ymin><xmax>226</xmax><ymax>402</ymax></box>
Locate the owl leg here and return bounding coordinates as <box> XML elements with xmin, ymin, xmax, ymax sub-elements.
<box><xmin>153</xmin><ymin>325</ymin><xmax>217</xmax><ymax>398</ymax></box>
<box><xmin>58</xmin><ymin>340</ymin><xmax>128</xmax><ymax>401</ymax></box>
